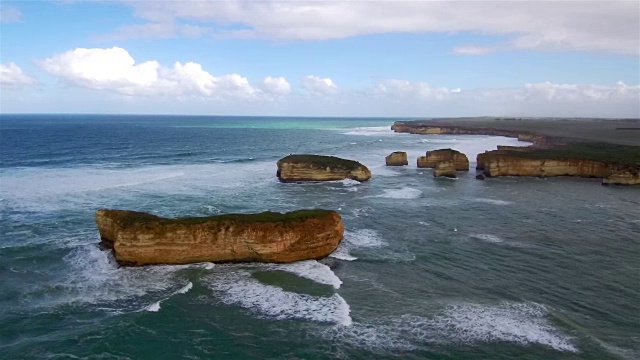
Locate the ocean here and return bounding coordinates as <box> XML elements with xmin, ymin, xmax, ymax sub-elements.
<box><xmin>0</xmin><ymin>114</ymin><xmax>638</xmax><ymax>359</ymax></box>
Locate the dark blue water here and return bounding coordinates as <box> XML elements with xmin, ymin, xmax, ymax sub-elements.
<box><xmin>1</xmin><ymin>114</ymin><xmax>638</xmax><ymax>359</ymax></box>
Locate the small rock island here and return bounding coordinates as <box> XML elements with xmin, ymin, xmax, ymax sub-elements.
<box><xmin>277</xmin><ymin>154</ymin><xmax>371</xmax><ymax>182</ymax></box>
<box><xmin>417</xmin><ymin>149</ymin><xmax>470</xmax><ymax>171</ymax></box>
<box><xmin>385</xmin><ymin>151</ymin><xmax>408</xmax><ymax>166</ymax></box>
<box><xmin>96</xmin><ymin>209</ymin><xmax>344</xmax><ymax>266</ymax></box>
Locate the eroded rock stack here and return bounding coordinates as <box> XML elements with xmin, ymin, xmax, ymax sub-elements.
<box><xmin>277</xmin><ymin>154</ymin><xmax>371</xmax><ymax>182</ymax></box>
<box><xmin>385</xmin><ymin>151</ymin><xmax>408</xmax><ymax>166</ymax></box>
<box><xmin>417</xmin><ymin>149</ymin><xmax>469</xmax><ymax>171</ymax></box>
<box><xmin>96</xmin><ymin>209</ymin><xmax>345</xmax><ymax>266</ymax></box>
<box><xmin>434</xmin><ymin>161</ymin><xmax>457</xmax><ymax>178</ymax></box>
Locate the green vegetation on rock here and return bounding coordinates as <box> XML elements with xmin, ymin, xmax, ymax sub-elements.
<box><xmin>278</xmin><ymin>154</ymin><xmax>364</xmax><ymax>170</ymax></box>
<box><xmin>103</xmin><ymin>209</ymin><xmax>335</xmax><ymax>229</ymax></box>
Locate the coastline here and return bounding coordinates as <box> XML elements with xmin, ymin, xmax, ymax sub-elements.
<box><xmin>392</xmin><ymin>117</ymin><xmax>640</xmax><ymax>185</ymax></box>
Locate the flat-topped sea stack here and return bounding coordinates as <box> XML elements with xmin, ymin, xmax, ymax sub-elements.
<box><xmin>277</xmin><ymin>154</ymin><xmax>371</xmax><ymax>182</ymax></box>
<box><xmin>434</xmin><ymin>161</ymin><xmax>457</xmax><ymax>178</ymax></box>
<box><xmin>478</xmin><ymin>145</ymin><xmax>640</xmax><ymax>185</ymax></box>
<box><xmin>385</xmin><ymin>151</ymin><xmax>408</xmax><ymax>166</ymax></box>
<box><xmin>96</xmin><ymin>209</ymin><xmax>344</xmax><ymax>266</ymax></box>
<box><xmin>417</xmin><ymin>149</ymin><xmax>469</xmax><ymax>171</ymax></box>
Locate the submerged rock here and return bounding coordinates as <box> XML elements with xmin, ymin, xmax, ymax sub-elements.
<box><xmin>417</xmin><ymin>149</ymin><xmax>469</xmax><ymax>171</ymax></box>
<box><xmin>96</xmin><ymin>209</ymin><xmax>344</xmax><ymax>266</ymax></box>
<box><xmin>385</xmin><ymin>151</ymin><xmax>408</xmax><ymax>166</ymax></box>
<box><xmin>277</xmin><ymin>154</ymin><xmax>371</xmax><ymax>182</ymax></box>
<box><xmin>434</xmin><ymin>161</ymin><xmax>457</xmax><ymax>178</ymax></box>
<box><xmin>476</xmin><ymin>174</ymin><xmax>485</xmax><ymax>180</ymax></box>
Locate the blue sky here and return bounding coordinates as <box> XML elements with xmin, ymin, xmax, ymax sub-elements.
<box><xmin>1</xmin><ymin>0</ymin><xmax>639</xmax><ymax>117</ymax></box>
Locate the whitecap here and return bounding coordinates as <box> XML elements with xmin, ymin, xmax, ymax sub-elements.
<box><xmin>266</xmin><ymin>260</ymin><xmax>342</xmax><ymax>289</ymax></box>
<box><xmin>330</xmin><ymin>243</ymin><xmax>358</xmax><ymax>261</ymax></box>
<box><xmin>469</xmin><ymin>234</ymin><xmax>504</xmax><ymax>243</ymax></box>
<box><xmin>375</xmin><ymin>187</ymin><xmax>422</xmax><ymax>199</ymax></box>
<box><xmin>206</xmin><ymin>270</ymin><xmax>352</xmax><ymax>325</ymax></box>
<box><xmin>471</xmin><ymin>198</ymin><xmax>513</xmax><ymax>206</ymax></box>
<box><xmin>176</xmin><ymin>282</ymin><xmax>193</xmax><ymax>294</ymax></box>
<box><xmin>145</xmin><ymin>301</ymin><xmax>161</xmax><ymax>312</ymax></box>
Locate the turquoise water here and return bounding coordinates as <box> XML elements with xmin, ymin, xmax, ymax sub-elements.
<box><xmin>1</xmin><ymin>115</ymin><xmax>638</xmax><ymax>359</ymax></box>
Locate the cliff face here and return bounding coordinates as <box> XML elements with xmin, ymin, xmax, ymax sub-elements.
<box><xmin>603</xmin><ymin>169</ymin><xmax>640</xmax><ymax>185</ymax></box>
<box><xmin>96</xmin><ymin>209</ymin><xmax>344</xmax><ymax>266</ymax></box>
<box><xmin>483</xmin><ymin>151</ymin><xmax>611</xmax><ymax>178</ymax></box>
<box><xmin>417</xmin><ymin>149</ymin><xmax>469</xmax><ymax>171</ymax></box>
<box><xmin>277</xmin><ymin>154</ymin><xmax>371</xmax><ymax>182</ymax></box>
<box><xmin>385</xmin><ymin>151</ymin><xmax>408</xmax><ymax>166</ymax></box>
<box><xmin>434</xmin><ymin>161</ymin><xmax>456</xmax><ymax>178</ymax></box>
<box><xmin>392</xmin><ymin>122</ymin><xmax>552</xmax><ymax>147</ymax></box>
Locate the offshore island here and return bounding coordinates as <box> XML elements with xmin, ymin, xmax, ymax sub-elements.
<box><xmin>392</xmin><ymin>117</ymin><xmax>640</xmax><ymax>185</ymax></box>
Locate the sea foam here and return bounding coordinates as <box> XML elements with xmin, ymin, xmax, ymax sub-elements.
<box><xmin>323</xmin><ymin>302</ymin><xmax>576</xmax><ymax>352</ymax></box>
<box><xmin>206</xmin><ymin>270</ymin><xmax>352</xmax><ymax>325</ymax></box>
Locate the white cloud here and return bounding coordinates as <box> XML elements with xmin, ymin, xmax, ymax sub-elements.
<box><xmin>38</xmin><ymin>47</ymin><xmax>258</xmax><ymax>99</ymax></box>
<box><xmin>453</xmin><ymin>46</ymin><xmax>498</xmax><ymax>56</ymax></box>
<box><xmin>521</xmin><ymin>81</ymin><xmax>640</xmax><ymax>102</ymax></box>
<box><xmin>302</xmin><ymin>75</ymin><xmax>338</xmax><ymax>95</ymax></box>
<box><xmin>0</xmin><ymin>62</ymin><xmax>37</xmax><ymax>86</ymax></box>
<box><xmin>375</xmin><ymin>79</ymin><xmax>453</xmax><ymax>101</ymax></box>
<box><xmin>0</xmin><ymin>4</ymin><xmax>22</xmax><ymax>23</ymax></box>
<box><xmin>262</xmin><ymin>76</ymin><xmax>291</xmax><ymax>95</ymax></box>
<box><xmin>119</xmin><ymin>0</ymin><xmax>639</xmax><ymax>54</ymax></box>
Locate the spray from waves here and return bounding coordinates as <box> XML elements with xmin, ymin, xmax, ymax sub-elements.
<box><xmin>24</xmin><ymin>245</ymin><xmax>206</xmax><ymax>312</ymax></box>
<box><xmin>205</xmin><ymin>270</ymin><xmax>352</xmax><ymax>325</ymax></box>
<box><xmin>257</xmin><ymin>260</ymin><xmax>342</xmax><ymax>289</ymax></box>
<box><xmin>322</xmin><ymin>302</ymin><xmax>576</xmax><ymax>353</ymax></box>
<box><xmin>469</xmin><ymin>234</ymin><xmax>504</xmax><ymax>243</ymax></box>
<box><xmin>374</xmin><ymin>187</ymin><xmax>422</xmax><ymax>199</ymax></box>
<box><xmin>470</xmin><ymin>198</ymin><xmax>513</xmax><ymax>206</ymax></box>
<box><xmin>330</xmin><ymin>229</ymin><xmax>387</xmax><ymax>261</ymax></box>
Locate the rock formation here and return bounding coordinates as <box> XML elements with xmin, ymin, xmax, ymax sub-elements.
<box><xmin>96</xmin><ymin>209</ymin><xmax>344</xmax><ymax>266</ymax></box>
<box><xmin>480</xmin><ymin>150</ymin><xmax>640</xmax><ymax>185</ymax></box>
<box><xmin>417</xmin><ymin>149</ymin><xmax>469</xmax><ymax>171</ymax></box>
<box><xmin>434</xmin><ymin>161</ymin><xmax>457</xmax><ymax>178</ymax></box>
<box><xmin>277</xmin><ymin>154</ymin><xmax>371</xmax><ymax>182</ymax></box>
<box><xmin>602</xmin><ymin>169</ymin><xmax>640</xmax><ymax>185</ymax></box>
<box><xmin>385</xmin><ymin>151</ymin><xmax>408</xmax><ymax>166</ymax></box>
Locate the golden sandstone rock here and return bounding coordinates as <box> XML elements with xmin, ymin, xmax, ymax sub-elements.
<box><xmin>96</xmin><ymin>209</ymin><xmax>344</xmax><ymax>266</ymax></box>
<box><xmin>417</xmin><ymin>149</ymin><xmax>469</xmax><ymax>171</ymax></box>
<box><xmin>434</xmin><ymin>161</ymin><xmax>457</xmax><ymax>178</ymax></box>
<box><xmin>385</xmin><ymin>151</ymin><xmax>408</xmax><ymax>166</ymax></box>
<box><xmin>277</xmin><ymin>154</ymin><xmax>371</xmax><ymax>182</ymax></box>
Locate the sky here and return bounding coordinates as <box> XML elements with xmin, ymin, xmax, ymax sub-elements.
<box><xmin>0</xmin><ymin>0</ymin><xmax>639</xmax><ymax>117</ymax></box>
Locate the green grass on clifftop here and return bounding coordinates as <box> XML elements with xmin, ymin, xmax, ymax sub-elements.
<box><xmin>499</xmin><ymin>142</ymin><xmax>640</xmax><ymax>166</ymax></box>
<box><xmin>278</xmin><ymin>154</ymin><xmax>364</xmax><ymax>170</ymax></box>
<box><xmin>105</xmin><ymin>209</ymin><xmax>335</xmax><ymax>228</ymax></box>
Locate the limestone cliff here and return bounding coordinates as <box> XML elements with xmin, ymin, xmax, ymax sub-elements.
<box><xmin>96</xmin><ymin>209</ymin><xmax>344</xmax><ymax>266</ymax></box>
<box><xmin>277</xmin><ymin>154</ymin><xmax>371</xmax><ymax>182</ymax></box>
<box><xmin>434</xmin><ymin>161</ymin><xmax>457</xmax><ymax>178</ymax></box>
<box><xmin>603</xmin><ymin>169</ymin><xmax>640</xmax><ymax>185</ymax></box>
<box><xmin>385</xmin><ymin>151</ymin><xmax>408</xmax><ymax>166</ymax></box>
<box><xmin>484</xmin><ymin>155</ymin><xmax>610</xmax><ymax>178</ymax></box>
<box><xmin>392</xmin><ymin>122</ymin><xmax>554</xmax><ymax>147</ymax></box>
<box><xmin>417</xmin><ymin>149</ymin><xmax>469</xmax><ymax>171</ymax></box>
